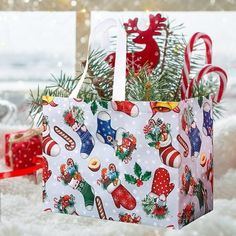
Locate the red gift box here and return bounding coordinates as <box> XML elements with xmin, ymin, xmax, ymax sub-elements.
<box><xmin>5</xmin><ymin>130</ymin><xmax>42</xmax><ymax>170</ymax></box>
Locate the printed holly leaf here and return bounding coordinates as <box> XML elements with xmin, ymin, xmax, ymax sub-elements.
<box><xmin>141</xmin><ymin>171</ymin><xmax>152</xmax><ymax>181</ymax></box>
<box><xmin>98</xmin><ymin>100</ymin><xmax>108</xmax><ymax>109</ymax></box>
<box><xmin>195</xmin><ymin>179</ymin><xmax>204</xmax><ymax>209</ymax></box>
<box><xmin>125</xmin><ymin>174</ymin><xmax>137</xmax><ymax>184</ymax></box>
<box><xmin>148</xmin><ymin>142</ymin><xmax>156</xmax><ymax>148</ymax></box>
<box><xmin>84</xmin><ymin>97</ymin><xmax>90</xmax><ymax>103</ymax></box>
<box><xmin>90</xmin><ymin>101</ymin><xmax>98</xmax><ymax>115</ymax></box>
<box><xmin>134</xmin><ymin>162</ymin><xmax>142</xmax><ymax>178</ymax></box>
<box><xmin>116</xmin><ymin>149</ymin><xmax>127</xmax><ymax>161</ymax></box>
<box><xmin>146</xmin><ymin>133</ymin><xmax>156</xmax><ymax>141</ymax></box>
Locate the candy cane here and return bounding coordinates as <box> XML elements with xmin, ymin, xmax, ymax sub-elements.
<box><xmin>95</xmin><ymin>196</ymin><xmax>107</xmax><ymax>220</ymax></box>
<box><xmin>54</xmin><ymin>126</ymin><xmax>76</xmax><ymax>151</ymax></box>
<box><xmin>186</xmin><ymin>65</ymin><xmax>227</xmax><ymax>103</ymax></box>
<box><xmin>181</xmin><ymin>32</ymin><xmax>212</xmax><ymax>100</ymax></box>
<box><xmin>177</xmin><ymin>134</ymin><xmax>189</xmax><ymax>157</ymax></box>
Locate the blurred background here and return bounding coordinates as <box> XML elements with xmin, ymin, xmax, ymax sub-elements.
<box><xmin>0</xmin><ymin>1</ymin><xmax>235</xmax><ymax>236</ymax></box>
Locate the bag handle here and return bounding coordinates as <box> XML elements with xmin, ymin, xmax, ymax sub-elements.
<box><xmin>181</xmin><ymin>32</ymin><xmax>212</xmax><ymax>100</ymax></box>
<box><xmin>70</xmin><ymin>17</ymin><xmax>127</xmax><ymax>101</ymax></box>
<box><xmin>185</xmin><ymin>65</ymin><xmax>228</xmax><ymax>103</ymax></box>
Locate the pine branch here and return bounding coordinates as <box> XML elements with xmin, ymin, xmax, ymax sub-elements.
<box><xmin>29</xmin><ymin>17</ymin><xmax>225</xmax><ymax>122</ymax></box>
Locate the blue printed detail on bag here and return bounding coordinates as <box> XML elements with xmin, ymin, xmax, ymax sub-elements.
<box><xmin>96</xmin><ymin>111</ymin><xmax>137</xmax><ymax>163</ymax></box>
<box><xmin>63</xmin><ymin>106</ymin><xmax>95</xmax><ymax>159</ymax></box>
<box><xmin>96</xmin><ymin>111</ymin><xmax>117</xmax><ymax>147</ymax></box>
<box><xmin>203</xmin><ymin>102</ymin><xmax>213</xmax><ymax>137</ymax></box>
<box><xmin>181</xmin><ymin>106</ymin><xmax>202</xmax><ymax>159</ymax></box>
<box><xmin>76</xmin><ymin>124</ymin><xmax>95</xmax><ymax>159</ymax></box>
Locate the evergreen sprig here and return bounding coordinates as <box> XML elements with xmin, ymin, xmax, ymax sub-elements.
<box><xmin>29</xmin><ymin>18</ymin><xmax>224</xmax><ymax>123</ymax></box>
<box><xmin>124</xmin><ymin>162</ymin><xmax>151</xmax><ymax>186</ymax></box>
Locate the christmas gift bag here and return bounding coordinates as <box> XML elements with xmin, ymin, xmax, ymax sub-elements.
<box><xmin>41</xmin><ymin>12</ymin><xmax>228</xmax><ymax>229</ymax></box>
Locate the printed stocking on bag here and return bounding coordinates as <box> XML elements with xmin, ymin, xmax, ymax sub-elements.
<box><xmin>63</xmin><ymin>106</ymin><xmax>95</xmax><ymax>159</ymax></box>
<box><xmin>144</xmin><ymin>119</ymin><xmax>181</xmax><ymax>168</ymax></box>
<box><xmin>203</xmin><ymin>102</ymin><xmax>213</xmax><ymax>137</ymax></box>
<box><xmin>182</xmin><ymin>106</ymin><xmax>202</xmax><ymax>159</ymax></box>
<box><xmin>158</xmin><ymin>134</ymin><xmax>181</xmax><ymax>168</ymax></box>
<box><xmin>75</xmin><ymin>124</ymin><xmax>95</xmax><ymax>159</ymax></box>
<box><xmin>42</xmin><ymin>124</ymin><xmax>61</xmax><ymax>157</ymax></box>
<box><xmin>188</xmin><ymin>125</ymin><xmax>202</xmax><ymax>158</ymax></box>
<box><xmin>111</xmin><ymin>101</ymin><xmax>139</xmax><ymax>117</ymax></box>
<box><xmin>69</xmin><ymin>178</ymin><xmax>95</xmax><ymax>211</ymax></box>
<box><xmin>59</xmin><ymin>159</ymin><xmax>95</xmax><ymax>210</ymax></box>
<box><xmin>96</xmin><ymin>111</ymin><xmax>125</xmax><ymax>147</ymax></box>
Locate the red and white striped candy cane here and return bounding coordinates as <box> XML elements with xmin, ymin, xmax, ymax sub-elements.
<box><xmin>186</xmin><ymin>65</ymin><xmax>227</xmax><ymax>103</ymax></box>
<box><xmin>181</xmin><ymin>32</ymin><xmax>212</xmax><ymax>100</ymax></box>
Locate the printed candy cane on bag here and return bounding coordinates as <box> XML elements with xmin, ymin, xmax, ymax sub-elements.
<box><xmin>186</xmin><ymin>65</ymin><xmax>227</xmax><ymax>103</ymax></box>
<box><xmin>181</xmin><ymin>32</ymin><xmax>212</xmax><ymax>100</ymax></box>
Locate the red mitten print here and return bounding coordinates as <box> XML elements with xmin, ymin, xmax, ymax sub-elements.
<box><xmin>151</xmin><ymin>168</ymin><xmax>174</xmax><ymax>197</ymax></box>
<box><xmin>108</xmin><ymin>183</ymin><xmax>136</xmax><ymax>210</ymax></box>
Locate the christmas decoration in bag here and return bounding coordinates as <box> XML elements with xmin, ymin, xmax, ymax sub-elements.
<box><xmin>41</xmin><ymin>12</ymin><xmax>227</xmax><ymax>229</ymax></box>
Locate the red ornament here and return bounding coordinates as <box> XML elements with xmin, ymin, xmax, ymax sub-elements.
<box><xmin>119</xmin><ymin>213</ymin><xmax>141</xmax><ymax>224</ymax></box>
<box><xmin>105</xmin><ymin>14</ymin><xmax>167</xmax><ymax>74</ymax></box>
<box><xmin>152</xmin><ymin>205</ymin><xmax>167</xmax><ymax>216</ymax></box>
<box><xmin>136</xmin><ymin>179</ymin><xmax>143</xmax><ymax>187</ymax></box>
<box><xmin>64</xmin><ymin>112</ymin><xmax>75</xmax><ymax>126</ymax></box>
<box><xmin>61</xmin><ymin>195</ymin><xmax>71</xmax><ymax>209</ymax></box>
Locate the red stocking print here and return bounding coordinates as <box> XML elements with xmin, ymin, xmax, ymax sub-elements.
<box><xmin>42</xmin><ymin>124</ymin><xmax>60</xmax><ymax>157</ymax></box>
<box><xmin>110</xmin><ymin>184</ymin><xmax>136</xmax><ymax>210</ymax></box>
<box><xmin>111</xmin><ymin>101</ymin><xmax>139</xmax><ymax>117</ymax></box>
<box><xmin>151</xmin><ymin>168</ymin><xmax>175</xmax><ymax>198</ymax></box>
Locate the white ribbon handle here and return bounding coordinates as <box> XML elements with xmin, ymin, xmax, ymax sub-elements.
<box><xmin>70</xmin><ymin>18</ymin><xmax>127</xmax><ymax>101</ymax></box>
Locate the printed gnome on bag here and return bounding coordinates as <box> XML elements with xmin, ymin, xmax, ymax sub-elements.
<box><xmin>97</xmin><ymin>163</ymin><xmax>136</xmax><ymax>210</ymax></box>
<box><xmin>143</xmin><ymin>118</ymin><xmax>181</xmax><ymax>168</ymax></box>
<box><xmin>181</xmin><ymin>105</ymin><xmax>202</xmax><ymax>160</ymax></box>
<box><xmin>142</xmin><ymin>168</ymin><xmax>174</xmax><ymax>219</ymax></box>
<box><xmin>58</xmin><ymin>158</ymin><xmax>95</xmax><ymax>211</ymax></box>
<box><xmin>63</xmin><ymin>106</ymin><xmax>95</xmax><ymax>159</ymax></box>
